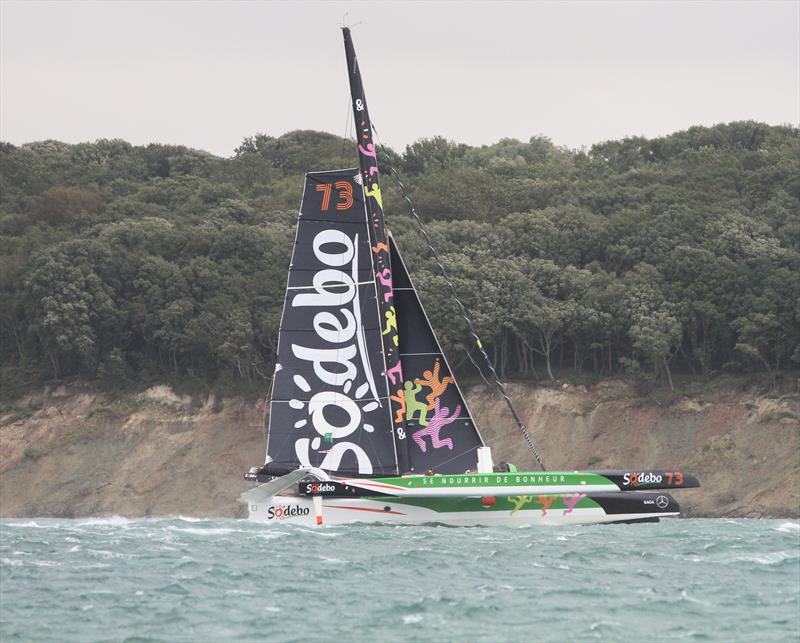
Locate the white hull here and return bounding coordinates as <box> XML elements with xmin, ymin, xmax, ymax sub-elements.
<box><xmin>245</xmin><ymin>495</ymin><xmax>678</xmax><ymax>527</ymax></box>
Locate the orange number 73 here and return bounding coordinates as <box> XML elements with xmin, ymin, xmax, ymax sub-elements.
<box><xmin>315</xmin><ymin>181</ymin><xmax>354</xmax><ymax>211</ymax></box>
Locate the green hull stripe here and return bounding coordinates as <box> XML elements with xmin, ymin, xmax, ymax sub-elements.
<box><xmin>371</xmin><ymin>471</ymin><xmax>616</xmax><ymax>490</ymax></box>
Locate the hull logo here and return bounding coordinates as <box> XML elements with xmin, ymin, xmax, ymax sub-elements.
<box><xmin>268</xmin><ymin>505</ymin><xmax>311</xmax><ymax>520</ymax></box>
<box><xmin>623</xmin><ymin>472</ymin><xmax>663</xmax><ymax>486</ymax></box>
<box><xmin>656</xmin><ymin>495</ymin><xmax>669</xmax><ymax>509</ymax></box>
<box><xmin>306</xmin><ymin>483</ymin><xmax>336</xmax><ymax>494</ymax></box>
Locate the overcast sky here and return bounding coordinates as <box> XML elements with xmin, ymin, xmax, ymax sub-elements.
<box><xmin>1</xmin><ymin>1</ymin><xmax>798</xmax><ymax>157</ymax></box>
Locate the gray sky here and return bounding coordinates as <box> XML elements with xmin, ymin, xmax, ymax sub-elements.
<box><xmin>1</xmin><ymin>1</ymin><xmax>798</xmax><ymax>157</ymax></box>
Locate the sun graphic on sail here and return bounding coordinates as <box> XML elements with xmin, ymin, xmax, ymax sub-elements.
<box><xmin>289</xmin><ymin>374</ymin><xmax>378</xmax><ymax>435</ymax></box>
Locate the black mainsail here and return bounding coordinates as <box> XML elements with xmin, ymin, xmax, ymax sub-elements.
<box><xmin>264</xmin><ymin>31</ymin><xmax>485</xmax><ymax>478</ymax></box>
<box><xmin>265</xmin><ymin>170</ymin><xmax>398</xmax><ymax>476</ymax></box>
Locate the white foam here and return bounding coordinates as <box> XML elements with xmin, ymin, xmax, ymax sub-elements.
<box><xmin>402</xmin><ymin>614</ymin><xmax>423</xmax><ymax>625</ymax></box>
<box><xmin>680</xmin><ymin>589</ymin><xmax>712</xmax><ymax>606</ymax></box>
<box><xmin>589</xmin><ymin>621</ymin><xmax>621</xmax><ymax>631</ymax></box>
<box><xmin>3</xmin><ymin>521</ymin><xmax>49</xmax><ymax>529</ymax></box>
<box><xmin>254</xmin><ymin>532</ymin><xmax>289</xmax><ymax>541</ymax></box>
<box><xmin>75</xmin><ymin>516</ymin><xmax>133</xmax><ymax>527</ymax></box>
<box><xmin>317</xmin><ymin>556</ymin><xmax>347</xmax><ymax>564</ymax></box>
<box><xmin>165</xmin><ymin>526</ymin><xmax>244</xmax><ymax>536</ymax></box>
<box><xmin>773</xmin><ymin>522</ymin><xmax>800</xmax><ymax>533</ymax></box>
<box><xmin>733</xmin><ymin>551</ymin><xmax>798</xmax><ymax>565</ymax></box>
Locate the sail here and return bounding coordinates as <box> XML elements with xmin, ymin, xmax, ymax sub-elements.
<box><xmin>389</xmin><ymin>235</ymin><xmax>485</xmax><ymax>474</ymax></box>
<box><xmin>343</xmin><ymin>27</ymin><xmax>411</xmax><ymax>472</ymax></box>
<box><xmin>265</xmin><ymin>169</ymin><xmax>398</xmax><ymax>477</ymax></box>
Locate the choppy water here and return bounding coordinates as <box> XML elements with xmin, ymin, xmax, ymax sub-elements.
<box><xmin>1</xmin><ymin>518</ymin><xmax>798</xmax><ymax>642</ymax></box>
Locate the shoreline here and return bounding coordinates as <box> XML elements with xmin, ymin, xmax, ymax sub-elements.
<box><xmin>2</xmin><ymin>380</ymin><xmax>798</xmax><ymax>520</ymax></box>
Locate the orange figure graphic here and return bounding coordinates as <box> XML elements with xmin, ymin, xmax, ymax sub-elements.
<box><xmin>536</xmin><ymin>495</ymin><xmax>557</xmax><ymax>516</ymax></box>
<box><xmin>389</xmin><ymin>388</ymin><xmax>406</xmax><ymax>424</ymax></box>
<box><xmin>414</xmin><ymin>360</ymin><xmax>454</xmax><ymax>410</ymax></box>
<box><xmin>372</xmin><ymin>242</ymin><xmax>389</xmax><ymax>254</ymax></box>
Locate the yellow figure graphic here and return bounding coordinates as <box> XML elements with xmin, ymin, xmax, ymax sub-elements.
<box><xmin>382</xmin><ymin>306</ymin><xmax>398</xmax><ymax>346</ymax></box>
<box><xmin>508</xmin><ymin>496</ymin><xmax>534</xmax><ymax>515</ymax></box>
<box><xmin>365</xmin><ymin>184</ymin><xmax>383</xmax><ymax>209</ymax></box>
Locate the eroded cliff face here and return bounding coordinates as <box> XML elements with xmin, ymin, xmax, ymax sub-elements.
<box><xmin>1</xmin><ymin>380</ymin><xmax>798</xmax><ymax>518</ymax></box>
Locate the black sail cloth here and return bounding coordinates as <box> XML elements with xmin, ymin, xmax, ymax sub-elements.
<box><xmin>266</xmin><ymin>33</ymin><xmax>484</xmax><ymax>477</ymax></box>
<box><xmin>265</xmin><ymin>170</ymin><xmax>398</xmax><ymax>477</ymax></box>
<box><xmin>389</xmin><ymin>236</ymin><xmax>485</xmax><ymax>474</ymax></box>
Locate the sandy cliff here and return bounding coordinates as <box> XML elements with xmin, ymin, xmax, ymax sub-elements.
<box><xmin>1</xmin><ymin>380</ymin><xmax>798</xmax><ymax>518</ymax></box>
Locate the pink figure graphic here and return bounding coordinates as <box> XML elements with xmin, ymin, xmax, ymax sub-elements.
<box><xmin>358</xmin><ymin>143</ymin><xmax>377</xmax><ymax>158</ymax></box>
<box><xmin>369</xmin><ymin>165</ymin><xmax>379</xmax><ymax>176</ymax></box>
<box><xmin>562</xmin><ymin>493</ymin><xmax>586</xmax><ymax>516</ymax></box>
<box><xmin>412</xmin><ymin>398</ymin><xmax>460</xmax><ymax>453</ymax></box>
<box><xmin>386</xmin><ymin>362</ymin><xmax>403</xmax><ymax>386</ymax></box>
<box><xmin>536</xmin><ymin>495</ymin><xmax>557</xmax><ymax>516</ymax></box>
<box><xmin>377</xmin><ymin>269</ymin><xmax>393</xmax><ymax>302</ymax></box>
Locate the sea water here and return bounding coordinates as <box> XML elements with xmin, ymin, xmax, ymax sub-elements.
<box><xmin>1</xmin><ymin>518</ymin><xmax>798</xmax><ymax>642</ymax></box>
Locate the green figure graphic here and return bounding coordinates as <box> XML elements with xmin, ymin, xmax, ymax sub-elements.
<box><xmin>382</xmin><ymin>306</ymin><xmax>398</xmax><ymax>346</ymax></box>
<box><xmin>403</xmin><ymin>381</ymin><xmax>429</xmax><ymax>426</ymax></box>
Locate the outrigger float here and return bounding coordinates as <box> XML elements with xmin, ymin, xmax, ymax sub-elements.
<box><xmin>241</xmin><ymin>28</ymin><xmax>699</xmax><ymax>527</ymax></box>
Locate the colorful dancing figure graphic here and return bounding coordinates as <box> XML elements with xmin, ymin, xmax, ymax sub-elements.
<box><xmin>412</xmin><ymin>398</ymin><xmax>460</xmax><ymax>453</ymax></box>
<box><xmin>414</xmin><ymin>360</ymin><xmax>454</xmax><ymax>410</ymax></box>
<box><xmin>382</xmin><ymin>306</ymin><xmax>398</xmax><ymax>346</ymax></box>
<box><xmin>403</xmin><ymin>381</ymin><xmax>428</xmax><ymax>426</ymax></box>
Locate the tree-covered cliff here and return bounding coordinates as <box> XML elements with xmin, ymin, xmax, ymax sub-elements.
<box><xmin>1</xmin><ymin>122</ymin><xmax>798</xmax><ymax>393</ymax></box>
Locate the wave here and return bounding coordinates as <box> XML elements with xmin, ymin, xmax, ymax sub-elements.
<box><xmin>731</xmin><ymin>551</ymin><xmax>799</xmax><ymax>565</ymax></box>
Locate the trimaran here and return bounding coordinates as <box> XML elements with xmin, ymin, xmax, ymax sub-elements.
<box><xmin>241</xmin><ymin>28</ymin><xmax>699</xmax><ymax>526</ymax></box>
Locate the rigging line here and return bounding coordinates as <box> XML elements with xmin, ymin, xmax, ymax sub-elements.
<box><xmin>341</xmin><ymin>94</ymin><xmax>353</xmax><ymax>157</ymax></box>
<box><xmin>464</xmin><ymin>346</ymin><xmax>494</xmax><ymax>388</ymax></box>
<box><xmin>369</xmin><ymin>124</ymin><xmax>547</xmax><ymax>472</ymax></box>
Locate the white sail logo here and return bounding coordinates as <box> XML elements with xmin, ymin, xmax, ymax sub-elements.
<box><xmin>288</xmin><ymin>229</ymin><xmax>380</xmax><ymax>474</ymax></box>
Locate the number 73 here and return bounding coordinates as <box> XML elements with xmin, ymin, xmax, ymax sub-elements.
<box><xmin>315</xmin><ymin>181</ymin><xmax>353</xmax><ymax>211</ymax></box>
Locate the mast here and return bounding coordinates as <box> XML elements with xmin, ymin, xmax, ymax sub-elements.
<box><xmin>342</xmin><ymin>28</ymin><xmax>411</xmax><ymax>473</ymax></box>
